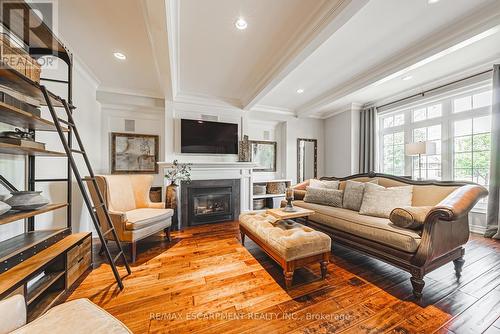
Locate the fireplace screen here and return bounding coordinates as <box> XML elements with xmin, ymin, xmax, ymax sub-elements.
<box><xmin>193</xmin><ymin>193</ymin><xmax>231</xmax><ymax>216</ymax></box>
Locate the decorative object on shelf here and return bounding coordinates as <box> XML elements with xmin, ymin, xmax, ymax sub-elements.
<box><xmin>149</xmin><ymin>186</ymin><xmax>162</xmax><ymax>203</ymax></box>
<box><xmin>0</xmin><ymin>128</ymin><xmax>35</xmax><ymax>140</ymax></box>
<box><xmin>0</xmin><ymin>90</ymin><xmax>41</xmax><ymax>116</ymax></box>
<box><xmin>253</xmin><ymin>184</ymin><xmax>266</xmax><ymax>196</ymax></box>
<box><xmin>250</xmin><ymin>140</ymin><xmax>277</xmax><ymax>172</ymax></box>
<box><xmin>0</xmin><ymin>128</ymin><xmax>45</xmax><ymax>149</ymax></box>
<box><xmin>238</xmin><ymin>135</ymin><xmax>251</xmax><ymax>162</ymax></box>
<box><xmin>111</xmin><ymin>132</ymin><xmax>159</xmax><ymax>174</ymax></box>
<box><xmin>5</xmin><ymin>191</ymin><xmax>49</xmax><ymax>211</ymax></box>
<box><xmin>0</xmin><ymin>201</ymin><xmax>11</xmax><ymax>216</ymax></box>
<box><xmin>253</xmin><ymin>199</ymin><xmax>266</xmax><ymax>210</ymax></box>
<box><xmin>165</xmin><ymin>160</ymin><xmax>192</xmax><ymax>227</ymax></box>
<box><xmin>0</xmin><ymin>31</ymin><xmax>42</xmax><ymax>82</ymax></box>
<box><xmin>266</xmin><ymin>181</ymin><xmax>286</xmax><ymax>194</ymax></box>
<box><xmin>283</xmin><ymin>187</ymin><xmax>296</xmax><ymax>212</ymax></box>
<box><xmin>405</xmin><ymin>141</ymin><xmax>437</xmax><ymax>180</ymax></box>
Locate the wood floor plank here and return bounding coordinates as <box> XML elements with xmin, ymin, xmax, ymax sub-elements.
<box><xmin>64</xmin><ymin>222</ymin><xmax>499</xmax><ymax>333</ymax></box>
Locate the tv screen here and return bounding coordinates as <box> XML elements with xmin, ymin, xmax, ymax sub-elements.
<box><xmin>181</xmin><ymin>119</ymin><xmax>238</xmax><ymax>154</ymax></box>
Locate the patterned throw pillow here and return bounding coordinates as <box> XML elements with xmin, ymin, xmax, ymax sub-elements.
<box><xmin>304</xmin><ymin>186</ymin><xmax>343</xmax><ymax>207</ymax></box>
<box><xmin>342</xmin><ymin>179</ymin><xmax>378</xmax><ymax>211</ymax></box>
<box><xmin>359</xmin><ymin>183</ymin><xmax>414</xmax><ymax>218</ymax></box>
<box><xmin>389</xmin><ymin>206</ymin><xmax>433</xmax><ymax>230</ymax></box>
<box><xmin>309</xmin><ymin>179</ymin><xmax>340</xmax><ymax>190</ymax></box>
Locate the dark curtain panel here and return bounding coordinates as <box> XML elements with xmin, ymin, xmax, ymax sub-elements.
<box><xmin>359</xmin><ymin>106</ymin><xmax>377</xmax><ymax>173</ymax></box>
<box><xmin>486</xmin><ymin>64</ymin><xmax>500</xmax><ymax>239</ymax></box>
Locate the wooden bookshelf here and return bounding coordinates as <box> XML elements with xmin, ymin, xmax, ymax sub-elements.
<box><xmin>0</xmin><ymin>101</ymin><xmax>67</xmax><ymax>132</ymax></box>
<box><xmin>0</xmin><ymin>142</ymin><xmax>65</xmax><ymax>157</ymax></box>
<box><xmin>0</xmin><ymin>203</ymin><xmax>68</xmax><ymax>226</ymax></box>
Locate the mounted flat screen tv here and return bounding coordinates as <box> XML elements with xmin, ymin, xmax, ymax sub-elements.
<box><xmin>181</xmin><ymin>119</ymin><xmax>238</xmax><ymax>154</ymax></box>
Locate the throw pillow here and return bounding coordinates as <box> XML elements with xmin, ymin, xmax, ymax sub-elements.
<box><xmin>309</xmin><ymin>179</ymin><xmax>340</xmax><ymax>190</ymax></box>
<box><xmin>304</xmin><ymin>187</ymin><xmax>343</xmax><ymax>207</ymax></box>
<box><xmin>390</xmin><ymin>206</ymin><xmax>433</xmax><ymax>230</ymax></box>
<box><xmin>342</xmin><ymin>179</ymin><xmax>379</xmax><ymax>211</ymax></box>
<box><xmin>359</xmin><ymin>183</ymin><xmax>414</xmax><ymax>218</ymax></box>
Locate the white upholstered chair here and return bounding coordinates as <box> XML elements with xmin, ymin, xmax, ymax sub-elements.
<box><xmin>87</xmin><ymin>174</ymin><xmax>173</xmax><ymax>262</ymax></box>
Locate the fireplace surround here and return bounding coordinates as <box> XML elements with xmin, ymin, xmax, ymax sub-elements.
<box><xmin>180</xmin><ymin>179</ymin><xmax>240</xmax><ymax>229</ymax></box>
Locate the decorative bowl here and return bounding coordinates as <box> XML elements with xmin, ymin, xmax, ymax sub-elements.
<box><xmin>4</xmin><ymin>191</ymin><xmax>49</xmax><ymax>211</ymax></box>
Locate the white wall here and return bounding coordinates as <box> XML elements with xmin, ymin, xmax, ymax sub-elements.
<box><xmin>324</xmin><ymin>104</ymin><xmax>361</xmax><ymax>177</ymax></box>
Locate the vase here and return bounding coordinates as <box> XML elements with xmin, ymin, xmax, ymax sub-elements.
<box><xmin>165</xmin><ymin>182</ymin><xmax>179</xmax><ymax>228</ymax></box>
<box><xmin>238</xmin><ymin>135</ymin><xmax>251</xmax><ymax>162</ymax></box>
<box><xmin>5</xmin><ymin>191</ymin><xmax>49</xmax><ymax>211</ymax></box>
<box><xmin>0</xmin><ymin>201</ymin><xmax>11</xmax><ymax>216</ymax></box>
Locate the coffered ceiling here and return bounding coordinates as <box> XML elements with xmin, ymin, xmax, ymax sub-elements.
<box><xmin>56</xmin><ymin>0</ymin><xmax>500</xmax><ymax>117</ymax></box>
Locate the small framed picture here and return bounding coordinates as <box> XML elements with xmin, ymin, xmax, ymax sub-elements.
<box><xmin>250</xmin><ymin>140</ymin><xmax>277</xmax><ymax>172</ymax></box>
<box><xmin>111</xmin><ymin>132</ymin><xmax>159</xmax><ymax>174</ymax></box>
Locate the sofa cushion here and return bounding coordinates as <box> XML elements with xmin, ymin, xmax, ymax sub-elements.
<box><xmin>304</xmin><ymin>187</ymin><xmax>343</xmax><ymax>207</ymax></box>
<box><xmin>342</xmin><ymin>179</ymin><xmax>378</xmax><ymax>211</ymax></box>
<box><xmin>239</xmin><ymin>212</ymin><xmax>331</xmax><ymax>261</ymax></box>
<box><xmin>309</xmin><ymin>179</ymin><xmax>339</xmax><ymax>189</ymax></box>
<box><xmin>390</xmin><ymin>206</ymin><xmax>433</xmax><ymax>230</ymax></box>
<box><xmin>359</xmin><ymin>183</ymin><xmax>413</xmax><ymax>218</ymax></box>
<box><xmin>124</xmin><ymin>208</ymin><xmax>174</xmax><ymax>230</ymax></box>
<box><xmin>292</xmin><ymin>201</ymin><xmax>421</xmax><ymax>253</ymax></box>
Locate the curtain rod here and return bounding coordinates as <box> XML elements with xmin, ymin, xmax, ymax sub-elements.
<box><xmin>377</xmin><ymin>68</ymin><xmax>493</xmax><ymax>110</ymax></box>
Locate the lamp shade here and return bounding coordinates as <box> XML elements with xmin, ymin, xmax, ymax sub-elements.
<box><xmin>405</xmin><ymin>141</ymin><xmax>436</xmax><ymax>156</ymax></box>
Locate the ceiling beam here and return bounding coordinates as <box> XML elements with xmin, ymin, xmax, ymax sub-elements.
<box><xmin>141</xmin><ymin>0</ymin><xmax>174</xmax><ymax>101</ymax></box>
<box><xmin>241</xmin><ymin>0</ymin><xmax>369</xmax><ymax>111</ymax></box>
<box><xmin>296</xmin><ymin>1</ymin><xmax>500</xmax><ymax>117</ymax></box>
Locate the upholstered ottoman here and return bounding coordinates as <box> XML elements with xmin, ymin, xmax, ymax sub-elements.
<box><xmin>239</xmin><ymin>212</ymin><xmax>331</xmax><ymax>289</ymax></box>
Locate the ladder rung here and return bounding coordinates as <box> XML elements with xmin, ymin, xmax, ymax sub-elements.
<box><xmin>34</xmin><ymin>178</ymin><xmax>68</xmax><ymax>182</ymax></box>
<box><xmin>57</xmin><ymin>118</ymin><xmax>74</xmax><ymax>126</ymax></box>
<box><xmin>93</xmin><ymin>203</ymin><xmax>105</xmax><ymax>209</ymax></box>
<box><xmin>102</xmin><ymin>228</ymin><xmax>115</xmax><ymax>237</ymax></box>
<box><xmin>71</xmin><ymin>149</ymin><xmax>85</xmax><ymax>154</ymax></box>
<box><xmin>113</xmin><ymin>251</ymin><xmax>124</xmax><ymax>264</ymax></box>
<box><xmin>83</xmin><ymin>177</ymin><xmax>95</xmax><ymax>182</ymax></box>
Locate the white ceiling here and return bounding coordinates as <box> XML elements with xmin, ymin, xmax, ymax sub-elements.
<box><xmin>55</xmin><ymin>0</ymin><xmax>500</xmax><ymax>117</ymax></box>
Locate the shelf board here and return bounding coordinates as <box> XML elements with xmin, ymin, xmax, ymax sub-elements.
<box><xmin>27</xmin><ymin>271</ymin><xmax>65</xmax><ymax>305</ymax></box>
<box><xmin>0</xmin><ymin>203</ymin><xmax>68</xmax><ymax>226</ymax></box>
<box><xmin>0</xmin><ymin>142</ymin><xmax>65</xmax><ymax>156</ymax></box>
<box><xmin>252</xmin><ymin>193</ymin><xmax>286</xmax><ymax>199</ymax></box>
<box><xmin>27</xmin><ymin>288</ymin><xmax>65</xmax><ymax>322</ymax></box>
<box><xmin>0</xmin><ymin>62</ymin><xmax>65</xmax><ymax>107</ymax></box>
<box><xmin>0</xmin><ymin>232</ymin><xmax>90</xmax><ymax>297</ymax></box>
<box><xmin>0</xmin><ymin>229</ymin><xmax>68</xmax><ymax>264</ymax></box>
<box><xmin>0</xmin><ymin>101</ymin><xmax>67</xmax><ymax>131</ymax></box>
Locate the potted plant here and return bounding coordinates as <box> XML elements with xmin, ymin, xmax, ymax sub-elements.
<box><xmin>164</xmin><ymin>160</ymin><xmax>192</xmax><ymax>226</ymax></box>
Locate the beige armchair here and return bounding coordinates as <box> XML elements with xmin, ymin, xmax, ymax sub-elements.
<box><xmin>87</xmin><ymin>174</ymin><xmax>173</xmax><ymax>262</ymax></box>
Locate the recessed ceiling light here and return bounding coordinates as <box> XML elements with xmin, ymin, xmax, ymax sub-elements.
<box><xmin>428</xmin><ymin>0</ymin><xmax>440</xmax><ymax>4</ymax></box>
<box><xmin>402</xmin><ymin>75</ymin><xmax>413</xmax><ymax>81</ymax></box>
<box><xmin>296</xmin><ymin>88</ymin><xmax>304</xmax><ymax>94</ymax></box>
<box><xmin>113</xmin><ymin>52</ymin><xmax>126</xmax><ymax>60</ymax></box>
<box><xmin>235</xmin><ymin>18</ymin><xmax>248</xmax><ymax>30</ymax></box>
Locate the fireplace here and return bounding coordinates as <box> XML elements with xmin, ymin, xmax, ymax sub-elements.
<box><xmin>180</xmin><ymin>179</ymin><xmax>240</xmax><ymax>228</ymax></box>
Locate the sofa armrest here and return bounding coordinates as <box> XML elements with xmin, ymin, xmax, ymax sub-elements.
<box><xmin>0</xmin><ymin>295</ymin><xmax>26</xmax><ymax>334</ymax></box>
<box><xmin>413</xmin><ymin>184</ymin><xmax>488</xmax><ymax>268</ymax></box>
<box><xmin>147</xmin><ymin>202</ymin><xmax>165</xmax><ymax>209</ymax></box>
<box><xmin>426</xmin><ymin>184</ymin><xmax>488</xmax><ymax>222</ymax></box>
<box><xmin>108</xmin><ymin>210</ymin><xmax>127</xmax><ymax>223</ymax></box>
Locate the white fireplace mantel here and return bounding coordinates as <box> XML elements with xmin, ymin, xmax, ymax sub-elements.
<box><xmin>157</xmin><ymin>161</ymin><xmax>257</xmax><ymax>213</ymax></box>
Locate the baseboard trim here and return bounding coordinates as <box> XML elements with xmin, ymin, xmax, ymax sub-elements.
<box><xmin>469</xmin><ymin>224</ymin><xmax>486</xmax><ymax>235</ymax></box>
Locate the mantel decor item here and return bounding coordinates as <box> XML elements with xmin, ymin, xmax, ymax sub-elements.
<box><xmin>111</xmin><ymin>132</ymin><xmax>159</xmax><ymax>174</ymax></box>
<box><xmin>5</xmin><ymin>191</ymin><xmax>49</xmax><ymax>211</ymax></box>
<box><xmin>250</xmin><ymin>140</ymin><xmax>277</xmax><ymax>172</ymax></box>
<box><xmin>165</xmin><ymin>160</ymin><xmax>192</xmax><ymax>229</ymax></box>
<box><xmin>238</xmin><ymin>135</ymin><xmax>251</xmax><ymax>162</ymax></box>
<box><xmin>283</xmin><ymin>187</ymin><xmax>296</xmax><ymax>212</ymax></box>
<box><xmin>0</xmin><ymin>201</ymin><xmax>11</xmax><ymax>216</ymax></box>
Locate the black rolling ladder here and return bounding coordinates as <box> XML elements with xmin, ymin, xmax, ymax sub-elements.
<box><xmin>40</xmin><ymin>86</ymin><xmax>131</xmax><ymax>290</ymax></box>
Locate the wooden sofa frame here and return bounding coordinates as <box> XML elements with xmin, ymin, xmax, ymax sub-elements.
<box><xmin>292</xmin><ymin>172</ymin><xmax>488</xmax><ymax>298</ymax></box>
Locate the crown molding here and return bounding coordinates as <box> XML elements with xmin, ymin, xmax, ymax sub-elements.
<box><xmin>241</xmin><ymin>0</ymin><xmax>369</xmax><ymax>111</ymax></box>
<box><xmin>250</xmin><ymin>104</ymin><xmax>295</xmax><ymax>116</ymax></box>
<box><xmin>320</xmin><ymin>102</ymin><xmax>363</xmax><ymax>119</ymax></box>
<box><xmin>174</xmin><ymin>91</ymin><xmax>242</xmax><ymax>109</ymax></box>
<box><xmin>100</xmin><ymin>102</ymin><xmax>164</xmax><ymax>114</ymax></box>
<box><xmin>97</xmin><ymin>86</ymin><xmax>164</xmax><ymax>99</ymax></box>
<box><xmin>296</xmin><ymin>1</ymin><xmax>500</xmax><ymax>117</ymax></box>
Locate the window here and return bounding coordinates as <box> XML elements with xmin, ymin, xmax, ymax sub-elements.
<box><xmin>383</xmin><ymin>132</ymin><xmax>405</xmax><ymax>175</ymax></box>
<box><xmin>378</xmin><ymin>84</ymin><xmax>492</xmax><ymax>209</ymax></box>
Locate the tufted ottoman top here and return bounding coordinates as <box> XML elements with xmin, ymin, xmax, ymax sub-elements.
<box><xmin>239</xmin><ymin>212</ymin><xmax>331</xmax><ymax>261</ymax></box>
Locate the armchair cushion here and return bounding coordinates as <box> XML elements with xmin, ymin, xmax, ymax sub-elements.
<box><xmin>124</xmin><ymin>208</ymin><xmax>174</xmax><ymax>230</ymax></box>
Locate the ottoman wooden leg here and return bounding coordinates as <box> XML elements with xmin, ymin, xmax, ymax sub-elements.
<box><xmin>240</xmin><ymin>231</ymin><xmax>245</xmax><ymax>245</ymax></box>
<box><xmin>284</xmin><ymin>262</ymin><xmax>295</xmax><ymax>290</ymax></box>
<box><xmin>320</xmin><ymin>261</ymin><xmax>328</xmax><ymax>279</ymax></box>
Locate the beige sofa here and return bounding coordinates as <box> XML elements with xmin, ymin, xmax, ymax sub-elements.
<box><xmin>87</xmin><ymin>174</ymin><xmax>173</xmax><ymax>262</ymax></box>
<box><xmin>0</xmin><ymin>295</ymin><xmax>131</xmax><ymax>334</ymax></box>
<box><xmin>288</xmin><ymin>173</ymin><xmax>488</xmax><ymax>298</ymax></box>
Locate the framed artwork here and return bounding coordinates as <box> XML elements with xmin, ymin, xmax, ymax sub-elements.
<box><xmin>111</xmin><ymin>132</ymin><xmax>159</xmax><ymax>174</ymax></box>
<box><xmin>250</xmin><ymin>140</ymin><xmax>277</xmax><ymax>172</ymax></box>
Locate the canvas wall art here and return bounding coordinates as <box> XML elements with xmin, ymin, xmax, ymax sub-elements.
<box><xmin>111</xmin><ymin>132</ymin><xmax>159</xmax><ymax>174</ymax></box>
<box><xmin>250</xmin><ymin>140</ymin><xmax>277</xmax><ymax>172</ymax></box>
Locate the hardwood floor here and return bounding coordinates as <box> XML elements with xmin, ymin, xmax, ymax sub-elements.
<box><xmin>67</xmin><ymin>222</ymin><xmax>500</xmax><ymax>334</ymax></box>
